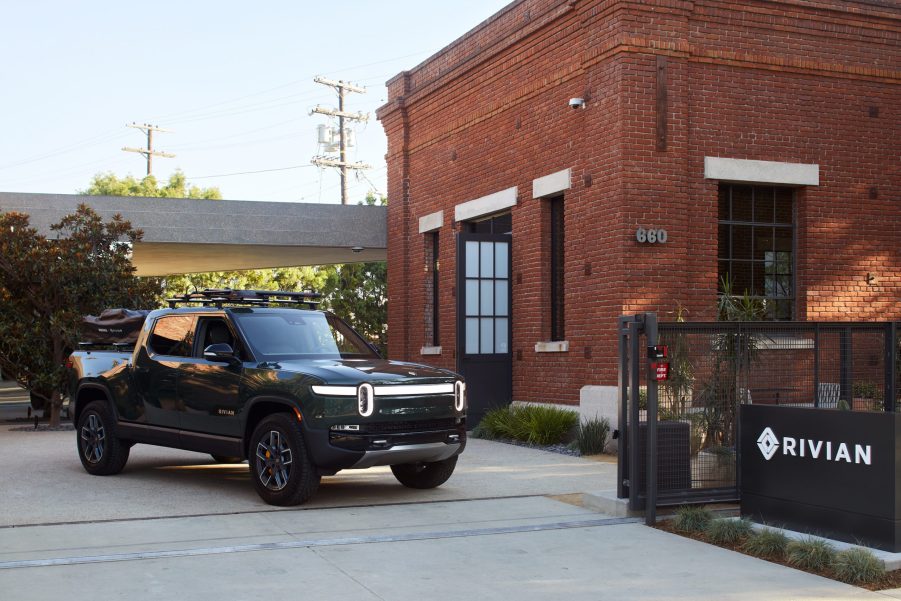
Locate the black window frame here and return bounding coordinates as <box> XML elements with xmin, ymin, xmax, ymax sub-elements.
<box><xmin>431</xmin><ymin>231</ymin><xmax>440</xmax><ymax>346</ymax></box>
<box><xmin>717</xmin><ymin>184</ymin><xmax>796</xmax><ymax>320</ymax></box>
<box><xmin>549</xmin><ymin>195</ymin><xmax>565</xmax><ymax>341</ymax></box>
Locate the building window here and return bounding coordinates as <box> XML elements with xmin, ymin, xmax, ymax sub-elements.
<box><xmin>430</xmin><ymin>232</ymin><xmax>440</xmax><ymax>346</ymax></box>
<box><xmin>718</xmin><ymin>184</ymin><xmax>795</xmax><ymax>320</ymax></box>
<box><xmin>466</xmin><ymin>212</ymin><xmax>512</xmax><ymax>235</ymax></box>
<box><xmin>549</xmin><ymin>196</ymin><xmax>564</xmax><ymax>340</ymax></box>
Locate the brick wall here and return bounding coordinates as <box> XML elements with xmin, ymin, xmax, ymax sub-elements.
<box><xmin>377</xmin><ymin>0</ymin><xmax>901</xmax><ymax>405</ymax></box>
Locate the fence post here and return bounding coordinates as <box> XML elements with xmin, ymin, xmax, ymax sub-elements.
<box><xmin>840</xmin><ymin>327</ymin><xmax>852</xmax><ymax>405</ymax></box>
<box><xmin>628</xmin><ymin>317</ymin><xmax>643</xmax><ymax>511</ymax></box>
<box><xmin>617</xmin><ymin>316</ymin><xmax>631</xmax><ymax>498</ymax></box>
<box><xmin>885</xmin><ymin>322</ymin><xmax>897</xmax><ymax>413</ymax></box>
<box><xmin>645</xmin><ymin>313</ymin><xmax>659</xmax><ymax>526</ymax></box>
<box><xmin>813</xmin><ymin>323</ymin><xmax>820</xmax><ymax>407</ymax></box>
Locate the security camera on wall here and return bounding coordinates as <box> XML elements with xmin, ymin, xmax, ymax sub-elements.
<box><xmin>569</xmin><ymin>97</ymin><xmax>585</xmax><ymax>109</ymax></box>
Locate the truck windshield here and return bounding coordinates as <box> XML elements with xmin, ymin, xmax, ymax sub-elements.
<box><xmin>231</xmin><ymin>311</ymin><xmax>378</xmax><ymax>360</ymax></box>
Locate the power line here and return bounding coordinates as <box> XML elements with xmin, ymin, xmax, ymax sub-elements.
<box><xmin>189</xmin><ymin>164</ymin><xmax>316</xmax><ymax>179</ymax></box>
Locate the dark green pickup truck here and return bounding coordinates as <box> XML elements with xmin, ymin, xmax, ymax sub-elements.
<box><xmin>68</xmin><ymin>290</ymin><xmax>466</xmax><ymax>505</ymax></box>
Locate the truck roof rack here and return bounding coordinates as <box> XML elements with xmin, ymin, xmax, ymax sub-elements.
<box><xmin>166</xmin><ymin>289</ymin><xmax>321</xmax><ymax>310</ymax></box>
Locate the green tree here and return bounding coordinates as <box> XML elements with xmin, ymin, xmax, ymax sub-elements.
<box><xmin>319</xmin><ymin>194</ymin><xmax>388</xmax><ymax>354</ymax></box>
<box><xmin>0</xmin><ymin>205</ymin><xmax>161</xmax><ymax>426</ymax></box>
<box><xmin>81</xmin><ymin>170</ymin><xmax>221</xmax><ymax>200</ymax></box>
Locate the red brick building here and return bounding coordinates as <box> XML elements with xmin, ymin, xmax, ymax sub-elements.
<box><xmin>377</xmin><ymin>0</ymin><xmax>900</xmax><ymax>422</ymax></box>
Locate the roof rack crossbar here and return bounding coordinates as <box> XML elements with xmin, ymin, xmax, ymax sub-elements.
<box><xmin>166</xmin><ymin>288</ymin><xmax>321</xmax><ymax>310</ymax></box>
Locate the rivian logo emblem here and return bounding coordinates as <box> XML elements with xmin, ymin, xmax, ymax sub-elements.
<box><xmin>757</xmin><ymin>427</ymin><xmax>780</xmax><ymax>460</ymax></box>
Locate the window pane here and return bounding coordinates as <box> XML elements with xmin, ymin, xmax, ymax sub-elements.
<box><xmin>732</xmin><ymin>186</ymin><xmax>753</xmax><ymax>221</ymax></box>
<box><xmin>480</xmin><ymin>242</ymin><xmax>494</xmax><ymax>278</ymax></box>
<box><xmin>466</xmin><ymin>319</ymin><xmax>479</xmax><ymax>354</ymax></box>
<box><xmin>480</xmin><ymin>280</ymin><xmax>494</xmax><ymax>316</ymax></box>
<box><xmin>775</xmin><ymin>189</ymin><xmax>793</xmax><ymax>224</ymax></box>
<box><xmin>495</xmin><ymin>242</ymin><xmax>509</xmax><ymax>278</ymax></box>
<box><xmin>753</xmin><ymin>227</ymin><xmax>773</xmax><ymax>262</ymax></box>
<box><xmin>731</xmin><ymin>261</ymin><xmax>753</xmax><ymax>295</ymax></box>
<box><xmin>466</xmin><ymin>280</ymin><xmax>479</xmax><ymax>316</ymax></box>
<box><xmin>495</xmin><ymin>280</ymin><xmax>508</xmax><ymax>316</ymax></box>
<box><xmin>774</xmin><ymin>227</ymin><xmax>792</xmax><ymax>252</ymax></box>
<box><xmin>732</xmin><ymin>226</ymin><xmax>752</xmax><ymax>260</ymax></box>
<box><xmin>480</xmin><ymin>318</ymin><xmax>494</xmax><ymax>354</ymax></box>
<box><xmin>150</xmin><ymin>316</ymin><xmax>193</xmax><ymax>357</ymax></box>
<box><xmin>465</xmin><ymin>241</ymin><xmax>479</xmax><ymax>277</ymax></box>
<box><xmin>718</xmin><ymin>186</ymin><xmax>730</xmax><ymax>220</ymax></box>
<box><xmin>753</xmin><ymin>187</ymin><xmax>775</xmax><ymax>223</ymax></box>
<box><xmin>752</xmin><ymin>262</ymin><xmax>765</xmax><ymax>297</ymax></box>
<box><xmin>495</xmin><ymin>318</ymin><xmax>509</xmax><ymax>354</ymax></box>
<box><xmin>717</xmin><ymin>224</ymin><xmax>730</xmax><ymax>260</ymax></box>
<box><xmin>718</xmin><ymin>260</ymin><xmax>730</xmax><ymax>286</ymax></box>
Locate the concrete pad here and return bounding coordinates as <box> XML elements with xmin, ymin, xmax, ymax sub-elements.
<box><xmin>0</xmin><ymin>428</ymin><xmax>615</xmax><ymax>527</ymax></box>
<box><xmin>0</xmin><ymin>498</ymin><xmax>885</xmax><ymax>601</ymax></box>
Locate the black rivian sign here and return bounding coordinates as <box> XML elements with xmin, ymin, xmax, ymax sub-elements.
<box><xmin>740</xmin><ymin>405</ymin><xmax>900</xmax><ymax>552</ymax></box>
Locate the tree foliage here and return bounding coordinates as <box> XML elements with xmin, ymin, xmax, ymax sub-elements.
<box><xmin>81</xmin><ymin>170</ymin><xmax>221</xmax><ymax>200</ymax></box>
<box><xmin>0</xmin><ymin>205</ymin><xmax>161</xmax><ymax>426</ymax></box>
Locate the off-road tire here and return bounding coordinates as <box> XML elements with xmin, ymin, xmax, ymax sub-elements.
<box><xmin>249</xmin><ymin>413</ymin><xmax>319</xmax><ymax>506</ymax></box>
<box><xmin>391</xmin><ymin>455</ymin><xmax>458</xmax><ymax>489</ymax></box>
<box><xmin>210</xmin><ymin>454</ymin><xmax>244</xmax><ymax>464</ymax></box>
<box><xmin>76</xmin><ymin>401</ymin><xmax>130</xmax><ymax>476</ymax></box>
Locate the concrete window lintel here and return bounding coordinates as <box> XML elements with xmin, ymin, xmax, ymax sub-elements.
<box><xmin>704</xmin><ymin>157</ymin><xmax>819</xmax><ymax>186</ymax></box>
<box><xmin>535</xmin><ymin>340</ymin><xmax>569</xmax><ymax>353</ymax></box>
<box><xmin>532</xmin><ymin>168</ymin><xmax>572</xmax><ymax>199</ymax></box>
<box><xmin>418</xmin><ymin>211</ymin><xmax>444</xmax><ymax>234</ymax></box>
<box><xmin>454</xmin><ymin>187</ymin><xmax>518</xmax><ymax>222</ymax></box>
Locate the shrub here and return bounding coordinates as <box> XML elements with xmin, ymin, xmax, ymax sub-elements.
<box><xmin>472</xmin><ymin>404</ymin><xmax>579</xmax><ymax>446</ymax></box>
<box><xmin>786</xmin><ymin>537</ymin><xmax>837</xmax><ymax>571</ymax></box>
<box><xmin>832</xmin><ymin>548</ymin><xmax>885</xmax><ymax>585</ymax></box>
<box><xmin>743</xmin><ymin>528</ymin><xmax>789</xmax><ymax>558</ymax></box>
<box><xmin>577</xmin><ymin>416</ymin><xmax>610</xmax><ymax>455</ymax></box>
<box><xmin>672</xmin><ymin>505</ymin><xmax>713</xmax><ymax>533</ymax></box>
<box><xmin>706</xmin><ymin>518</ymin><xmax>753</xmax><ymax>544</ymax></box>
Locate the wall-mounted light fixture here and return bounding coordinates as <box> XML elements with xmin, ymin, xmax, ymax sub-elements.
<box><xmin>351</xmin><ymin>246</ymin><xmax>364</xmax><ymax>253</ymax></box>
<box><xmin>866</xmin><ymin>272</ymin><xmax>878</xmax><ymax>286</ymax></box>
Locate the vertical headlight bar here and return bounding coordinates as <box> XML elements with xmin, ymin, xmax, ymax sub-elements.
<box><xmin>454</xmin><ymin>381</ymin><xmax>466</xmax><ymax>412</ymax></box>
<box><xmin>358</xmin><ymin>383</ymin><xmax>374</xmax><ymax>417</ymax></box>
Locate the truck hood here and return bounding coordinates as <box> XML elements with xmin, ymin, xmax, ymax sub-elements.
<box><xmin>270</xmin><ymin>358</ymin><xmax>458</xmax><ymax>385</ymax></box>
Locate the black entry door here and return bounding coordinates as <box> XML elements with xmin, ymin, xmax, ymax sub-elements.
<box><xmin>456</xmin><ymin>232</ymin><xmax>512</xmax><ymax>425</ymax></box>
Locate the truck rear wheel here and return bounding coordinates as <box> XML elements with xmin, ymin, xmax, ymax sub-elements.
<box><xmin>391</xmin><ymin>456</ymin><xmax>458</xmax><ymax>489</ymax></box>
<box><xmin>76</xmin><ymin>401</ymin><xmax>130</xmax><ymax>476</ymax></box>
<box><xmin>249</xmin><ymin>414</ymin><xmax>319</xmax><ymax>506</ymax></box>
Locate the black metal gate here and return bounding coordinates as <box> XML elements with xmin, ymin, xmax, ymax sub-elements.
<box><xmin>456</xmin><ymin>233</ymin><xmax>512</xmax><ymax>425</ymax></box>
<box><xmin>618</xmin><ymin>314</ymin><xmax>900</xmax><ymax>521</ymax></box>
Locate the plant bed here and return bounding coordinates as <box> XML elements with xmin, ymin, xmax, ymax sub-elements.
<box><xmin>656</xmin><ymin>517</ymin><xmax>901</xmax><ymax>591</ymax></box>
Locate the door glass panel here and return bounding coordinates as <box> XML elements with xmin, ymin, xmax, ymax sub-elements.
<box><xmin>466</xmin><ymin>318</ymin><xmax>479</xmax><ymax>354</ymax></box>
<box><xmin>480</xmin><ymin>318</ymin><xmax>494</xmax><ymax>354</ymax></box>
<box><xmin>480</xmin><ymin>280</ymin><xmax>494</xmax><ymax>316</ymax></box>
<box><xmin>495</xmin><ymin>242</ymin><xmax>508</xmax><ymax>278</ymax></box>
<box><xmin>465</xmin><ymin>241</ymin><xmax>479</xmax><ymax>277</ymax></box>
<box><xmin>494</xmin><ymin>280</ymin><xmax>508</xmax><ymax>316</ymax></box>
<box><xmin>466</xmin><ymin>280</ymin><xmax>479</xmax><ymax>316</ymax></box>
<box><xmin>480</xmin><ymin>242</ymin><xmax>494</xmax><ymax>278</ymax></box>
<box><xmin>495</xmin><ymin>318</ymin><xmax>509</xmax><ymax>354</ymax></box>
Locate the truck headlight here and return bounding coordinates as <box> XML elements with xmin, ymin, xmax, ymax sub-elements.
<box><xmin>454</xmin><ymin>381</ymin><xmax>466</xmax><ymax>412</ymax></box>
<box><xmin>358</xmin><ymin>383</ymin><xmax>374</xmax><ymax>417</ymax></box>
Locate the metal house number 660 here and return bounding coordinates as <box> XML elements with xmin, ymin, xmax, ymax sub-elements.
<box><xmin>636</xmin><ymin>227</ymin><xmax>668</xmax><ymax>244</ymax></box>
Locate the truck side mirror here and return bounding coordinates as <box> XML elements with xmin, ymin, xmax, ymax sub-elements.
<box><xmin>204</xmin><ymin>343</ymin><xmax>238</xmax><ymax>364</ymax></box>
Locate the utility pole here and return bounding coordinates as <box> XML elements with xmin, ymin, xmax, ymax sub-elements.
<box><xmin>122</xmin><ymin>123</ymin><xmax>175</xmax><ymax>176</ymax></box>
<box><xmin>310</xmin><ymin>77</ymin><xmax>371</xmax><ymax>204</ymax></box>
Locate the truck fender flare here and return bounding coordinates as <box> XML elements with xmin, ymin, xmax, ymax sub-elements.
<box><xmin>243</xmin><ymin>395</ymin><xmax>307</xmax><ymax>454</ymax></box>
<box><xmin>73</xmin><ymin>382</ymin><xmax>117</xmax><ymax>423</ymax></box>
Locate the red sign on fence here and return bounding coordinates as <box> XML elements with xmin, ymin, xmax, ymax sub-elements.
<box><xmin>652</xmin><ymin>362</ymin><xmax>670</xmax><ymax>381</ymax></box>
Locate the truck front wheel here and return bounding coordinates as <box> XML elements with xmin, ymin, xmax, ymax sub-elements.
<box><xmin>249</xmin><ymin>414</ymin><xmax>319</xmax><ymax>506</ymax></box>
<box><xmin>76</xmin><ymin>401</ymin><xmax>130</xmax><ymax>476</ymax></box>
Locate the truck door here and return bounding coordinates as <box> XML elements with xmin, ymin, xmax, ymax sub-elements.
<box><xmin>178</xmin><ymin>316</ymin><xmax>244</xmax><ymax>437</ymax></box>
<box><xmin>137</xmin><ymin>314</ymin><xmax>196</xmax><ymax>430</ymax></box>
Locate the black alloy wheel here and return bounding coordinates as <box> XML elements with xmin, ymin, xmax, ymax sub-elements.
<box><xmin>76</xmin><ymin>401</ymin><xmax>130</xmax><ymax>476</ymax></box>
<box><xmin>249</xmin><ymin>414</ymin><xmax>319</xmax><ymax>506</ymax></box>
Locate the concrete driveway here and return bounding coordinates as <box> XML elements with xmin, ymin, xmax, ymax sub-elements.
<box><xmin>0</xmin><ymin>428</ymin><xmax>614</xmax><ymax>526</ymax></box>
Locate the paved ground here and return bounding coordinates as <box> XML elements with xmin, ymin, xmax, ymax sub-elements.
<box><xmin>0</xmin><ymin>427</ymin><xmax>897</xmax><ymax>600</ymax></box>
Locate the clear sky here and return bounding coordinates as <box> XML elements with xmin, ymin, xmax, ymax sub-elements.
<box><xmin>0</xmin><ymin>1</ymin><xmax>513</xmax><ymax>204</ymax></box>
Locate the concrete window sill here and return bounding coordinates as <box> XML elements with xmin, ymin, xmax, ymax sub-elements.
<box><xmin>534</xmin><ymin>341</ymin><xmax>569</xmax><ymax>353</ymax></box>
<box><xmin>420</xmin><ymin>346</ymin><xmax>442</xmax><ymax>356</ymax></box>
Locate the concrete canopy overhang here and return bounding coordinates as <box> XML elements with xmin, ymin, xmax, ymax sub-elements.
<box><xmin>0</xmin><ymin>192</ymin><xmax>387</xmax><ymax>276</ymax></box>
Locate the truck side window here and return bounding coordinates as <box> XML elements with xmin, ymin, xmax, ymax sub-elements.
<box><xmin>148</xmin><ymin>315</ymin><xmax>194</xmax><ymax>357</ymax></box>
